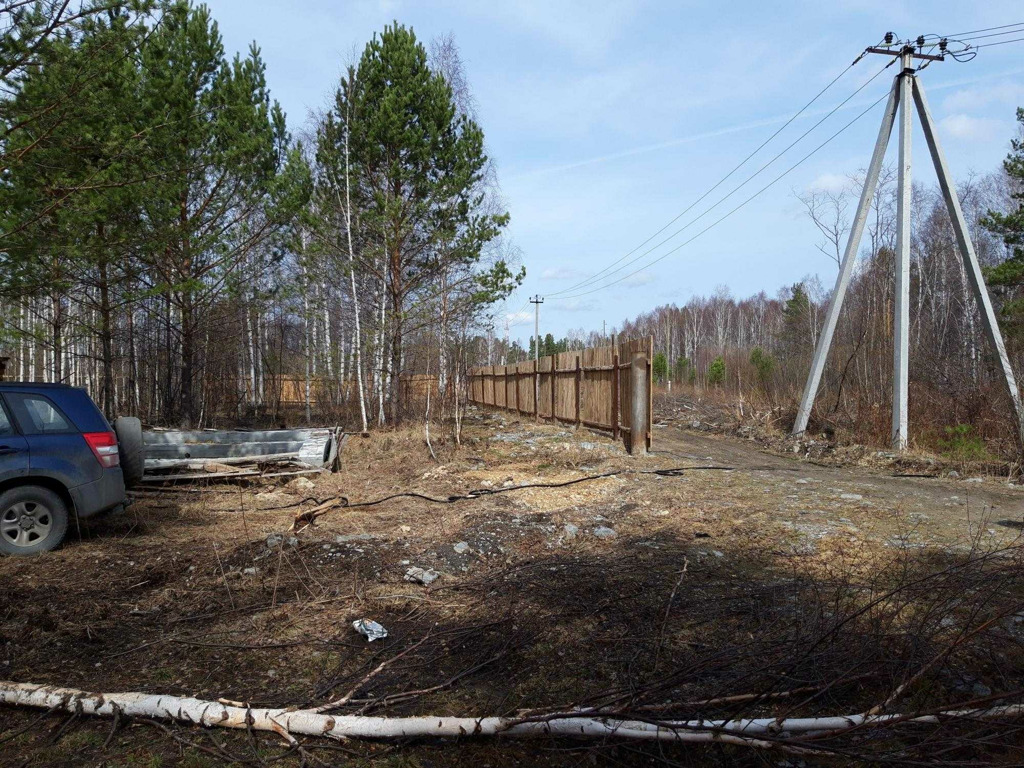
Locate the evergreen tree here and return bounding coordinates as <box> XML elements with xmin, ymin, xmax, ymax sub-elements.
<box><xmin>984</xmin><ymin>109</ymin><xmax>1024</xmax><ymax>337</ymax></box>
<box><xmin>749</xmin><ymin>347</ymin><xmax>775</xmax><ymax>388</ymax></box>
<box><xmin>652</xmin><ymin>352</ymin><xmax>667</xmax><ymax>383</ymax></box>
<box><xmin>338</xmin><ymin>22</ymin><xmax>509</xmax><ymax>422</ymax></box>
<box><xmin>137</xmin><ymin>1</ymin><xmax>308</xmax><ymax>423</ymax></box>
<box><xmin>782</xmin><ymin>282</ymin><xmax>811</xmax><ymax>354</ymax></box>
<box><xmin>0</xmin><ymin>6</ymin><xmax>150</xmax><ymax>398</ymax></box>
<box><xmin>707</xmin><ymin>356</ymin><xmax>725</xmax><ymax>387</ymax></box>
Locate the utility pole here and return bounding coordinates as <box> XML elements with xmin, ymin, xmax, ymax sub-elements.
<box><xmin>792</xmin><ymin>34</ymin><xmax>1024</xmax><ymax>452</ymax></box>
<box><xmin>531</xmin><ymin>296</ymin><xmax>543</xmax><ymax>418</ymax></box>
<box><xmin>892</xmin><ymin>45</ymin><xmax>913</xmax><ymax>450</ymax></box>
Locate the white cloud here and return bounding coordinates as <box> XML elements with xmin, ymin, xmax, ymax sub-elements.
<box><xmin>553</xmin><ymin>299</ymin><xmax>598</xmax><ymax>313</ymax></box>
<box><xmin>622</xmin><ymin>271</ymin><xmax>654</xmax><ymax>288</ymax></box>
<box><xmin>506</xmin><ymin>311</ymin><xmax>532</xmax><ymax>327</ymax></box>
<box><xmin>454</xmin><ymin>0</ymin><xmax>639</xmax><ymax>60</ymax></box>
<box><xmin>939</xmin><ymin>113</ymin><xmax>1006</xmax><ymax>142</ymax></box>
<box><xmin>942</xmin><ymin>81</ymin><xmax>1024</xmax><ymax>113</ymax></box>
<box><xmin>806</xmin><ymin>172</ymin><xmax>848</xmax><ymax>193</ymax></box>
<box><xmin>540</xmin><ymin>267</ymin><xmax>585</xmax><ymax>280</ymax></box>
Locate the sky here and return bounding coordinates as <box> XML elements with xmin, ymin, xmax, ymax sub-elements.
<box><xmin>206</xmin><ymin>0</ymin><xmax>1024</xmax><ymax>343</ymax></box>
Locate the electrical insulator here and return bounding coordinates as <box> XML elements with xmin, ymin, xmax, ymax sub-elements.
<box><xmin>939</xmin><ymin>38</ymin><xmax>947</xmax><ymax>52</ymax></box>
<box><xmin>916</xmin><ymin>35</ymin><xmax>925</xmax><ymax>48</ymax></box>
<box><xmin>884</xmin><ymin>31</ymin><xmax>894</xmax><ymax>45</ymax></box>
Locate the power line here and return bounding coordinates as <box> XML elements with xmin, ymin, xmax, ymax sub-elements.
<box><xmin>550</xmin><ymin>85</ymin><xmax>893</xmax><ymax>301</ymax></box>
<box><xmin>948</xmin><ymin>28</ymin><xmax>1024</xmax><ymax>43</ymax></box>
<box><xmin>974</xmin><ymin>35</ymin><xmax>1024</xmax><ymax>48</ymax></box>
<box><xmin>915</xmin><ymin>24</ymin><xmax>1024</xmax><ymax>46</ymax></box>
<box><xmin>548</xmin><ymin>58</ymin><xmax>895</xmax><ymax>298</ymax></box>
<box><xmin>938</xmin><ymin>22</ymin><xmax>1024</xmax><ymax>38</ymax></box>
<box><xmin>542</xmin><ymin>51</ymin><xmax>868</xmax><ymax>299</ymax></box>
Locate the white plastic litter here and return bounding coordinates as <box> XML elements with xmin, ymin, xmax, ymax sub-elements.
<box><xmin>352</xmin><ymin>619</ymin><xmax>388</xmax><ymax>642</ymax></box>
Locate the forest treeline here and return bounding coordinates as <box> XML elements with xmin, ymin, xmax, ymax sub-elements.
<box><xmin>0</xmin><ymin>1</ymin><xmax>521</xmax><ymax>429</ymax></box>
<box><xmin>4</xmin><ymin>2</ymin><xmax>1024</xmax><ymax>454</ymax></box>
<box><xmin>606</xmin><ymin>137</ymin><xmax>1024</xmax><ymax>454</ymax></box>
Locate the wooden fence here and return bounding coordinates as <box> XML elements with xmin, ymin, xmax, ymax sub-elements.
<box><xmin>468</xmin><ymin>337</ymin><xmax>653</xmax><ymax>451</ymax></box>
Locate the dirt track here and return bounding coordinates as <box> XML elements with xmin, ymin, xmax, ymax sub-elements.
<box><xmin>653</xmin><ymin>423</ymin><xmax>1024</xmax><ymax>546</ymax></box>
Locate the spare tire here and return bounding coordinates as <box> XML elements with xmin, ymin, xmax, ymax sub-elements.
<box><xmin>113</xmin><ymin>416</ymin><xmax>144</xmax><ymax>489</ymax></box>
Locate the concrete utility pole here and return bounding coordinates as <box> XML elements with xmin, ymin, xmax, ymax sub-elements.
<box><xmin>792</xmin><ymin>35</ymin><xmax>1024</xmax><ymax>451</ymax></box>
<box><xmin>530</xmin><ymin>296</ymin><xmax>543</xmax><ymax>418</ymax></box>
<box><xmin>892</xmin><ymin>46</ymin><xmax>913</xmax><ymax>450</ymax></box>
<box><xmin>630</xmin><ymin>351</ymin><xmax>648</xmax><ymax>455</ymax></box>
<box><xmin>503</xmin><ymin>317</ymin><xmax>510</xmax><ymax>365</ymax></box>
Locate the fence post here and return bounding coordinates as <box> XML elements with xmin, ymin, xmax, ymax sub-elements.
<box><xmin>629</xmin><ymin>352</ymin><xmax>648</xmax><ymax>455</ymax></box>
<box><xmin>574</xmin><ymin>355</ymin><xmax>581</xmax><ymax>426</ymax></box>
<box><xmin>514</xmin><ymin>365</ymin><xmax>520</xmax><ymax>414</ymax></box>
<box><xmin>648</xmin><ymin>337</ymin><xmax>654</xmax><ymax>450</ymax></box>
<box><xmin>611</xmin><ymin>350</ymin><xmax>620</xmax><ymax>441</ymax></box>
<box><xmin>550</xmin><ymin>355</ymin><xmax>557</xmax><ymax>421</ymax></box>
<box><xmin>536</xmin><ymin>360</ymin><xmax>544</xmax><ymax>421</ymax></box>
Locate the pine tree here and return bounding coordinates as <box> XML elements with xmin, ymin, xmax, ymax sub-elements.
<box><xmin>0</xmin><ymin>7</ymin><xmax>150</xmax><ymax>396</ymax></box>
<box><xmin>338</xmin><ymin>22</ymin><xmax>509</xmax><ymax>422</ymax></box>
<box><xmin>137</xmin><ymin>1</ymin><xmax>308</xmax><ymax>423</ymax></box>
<box><xmin>782</xmin><ymin>282</ymin><xmax>811</xmax><ymax>354</ymax></box>
<box><xmin>983</xmin><ymin>109</ymin><xmax>1024</xmax><ymax>337</ymax></box>
<box><xmin>652</xmin><ymin>352</ymin><xmax>667</xmax><ymax>383</ymax></box>
<box><xmin>707</xmin><ymin>356</ymin><xmax>726</xmax><ymax>387</ymax></box>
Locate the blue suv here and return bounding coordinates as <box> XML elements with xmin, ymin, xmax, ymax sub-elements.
<box><xmin>0</xmin><ymin>383</ymin><xmax>143</xmax><ymax>555</ymax></box>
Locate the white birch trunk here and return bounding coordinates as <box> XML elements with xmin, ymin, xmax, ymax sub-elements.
<box><xmin>374</xmin><ymin>275</ymin><xmax>386</xmax><ymax>426</ymax></box>
<box><xmin>343</xmin><ymin>125</ymin><xmax>368</xmax><ymax>433</ymax></box>
<box><xmin>2</xmin><ymin>681</ymin><xmax>1021</xmax><ymax>750</ymax></box>
<box><xmin>302</xmin><ymin>260</ymin><xmax>312</xmax><ymax>423</ymax></box>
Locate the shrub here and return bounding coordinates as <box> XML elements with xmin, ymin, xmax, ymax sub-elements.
<box><xmin>749</xmin><ymin>347</ymin><xmax>775</xmax><ymax>385</ymax></box>
<box><xmin>938</xmin><ymin>424</ymin><xmax>989</xmax><ymax>463</ymax></box>
<box><xmin>707</xmin><ymin>356</ymin><xmax>726</xmax><ymax>387</ymax></box>
<box><xmin>652</xmin><ymin>352</ymin><xmax>667</xmax><ymax>383</ymax></box>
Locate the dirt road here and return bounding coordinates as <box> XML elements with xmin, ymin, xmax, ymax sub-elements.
<box><xmin>652</xmin><ymin>422</ymin><xmax>1024</xmax><ymax>547</ymax></box>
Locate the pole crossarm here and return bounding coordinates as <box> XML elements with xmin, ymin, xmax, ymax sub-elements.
<box><xmin>866</xmin><ymin>46</ymin><xmax>944</xmax><ymax>62</ymax></box>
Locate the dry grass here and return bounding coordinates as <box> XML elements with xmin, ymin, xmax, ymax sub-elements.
<box><xmin>2</xmin><ymin>409</ymin><xmax>1024</xmax><ymax>765</ymax></box>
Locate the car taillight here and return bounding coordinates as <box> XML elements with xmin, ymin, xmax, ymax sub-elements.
<box><xmin>83</xmin><ymin>431</ymin><xmax>120</xmax><ymax>469</ymax></box>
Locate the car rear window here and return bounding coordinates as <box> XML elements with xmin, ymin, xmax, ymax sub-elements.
<box><xmin>0</xmin><ymin>404</ymin><xmax>13</xmax><ymax>437</ymax></box>
<box><xmin>4</xmin><ymin>393</ymin><xmax>76</xmax><ymax>435</ymax></box>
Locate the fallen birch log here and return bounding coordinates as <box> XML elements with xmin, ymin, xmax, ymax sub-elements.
<box><xmin>1</xmin><ymin>681</ymin><xmax>1022</xmax><ymax>751</ymax></box>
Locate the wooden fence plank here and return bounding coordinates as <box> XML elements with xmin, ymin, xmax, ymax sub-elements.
<box><xmin>466</xmin><ymin>337</ymin><xmax>651</xmax><ymax>451</ymax></box>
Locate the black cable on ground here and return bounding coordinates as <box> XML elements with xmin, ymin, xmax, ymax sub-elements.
<box><xmin>290</xmin><ymin>465</ymin><xmax>737</xmax><ymax>527</ymax></box>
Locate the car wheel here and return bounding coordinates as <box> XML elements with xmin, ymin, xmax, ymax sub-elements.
<box><xmin>113</xmin><ymin>416</ymin><xmax>144</xmax><ymax>488</ymax></box>
<box><xmin>0</xmin><ymin>486</ymin><xmax>69</xmax><ymax>556</ymax></box>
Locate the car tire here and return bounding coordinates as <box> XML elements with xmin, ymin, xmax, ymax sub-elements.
<box><xmin>0</xmin><ymin>485</ymin><xmax>69</xmax><ymax>556</ymax></box>
<box><xmin>113</xmin><ymin>416</ymin><xmax>144</xmax><ymax>489</ymax></box>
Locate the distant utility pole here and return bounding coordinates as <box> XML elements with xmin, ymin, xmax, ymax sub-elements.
<box><xmin>531</xmin><ymin>296</ymin><xmax>544</xmax><ymax>417</ymax></box>
<box><xmin>531</xmin><ymin>296</ymin><xmax>544</xmax><ymax>360</ymax></box>
<box><xmin>793</xmin><ymin>34</ymin><xmax>1024</xmax><ymax>451</ymax></box>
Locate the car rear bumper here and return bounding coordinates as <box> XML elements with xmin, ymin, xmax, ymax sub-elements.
<box><xmin>70</xmin><ymin>468</ymin><xmax>126</xmax><ymax>518</ymax></box>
